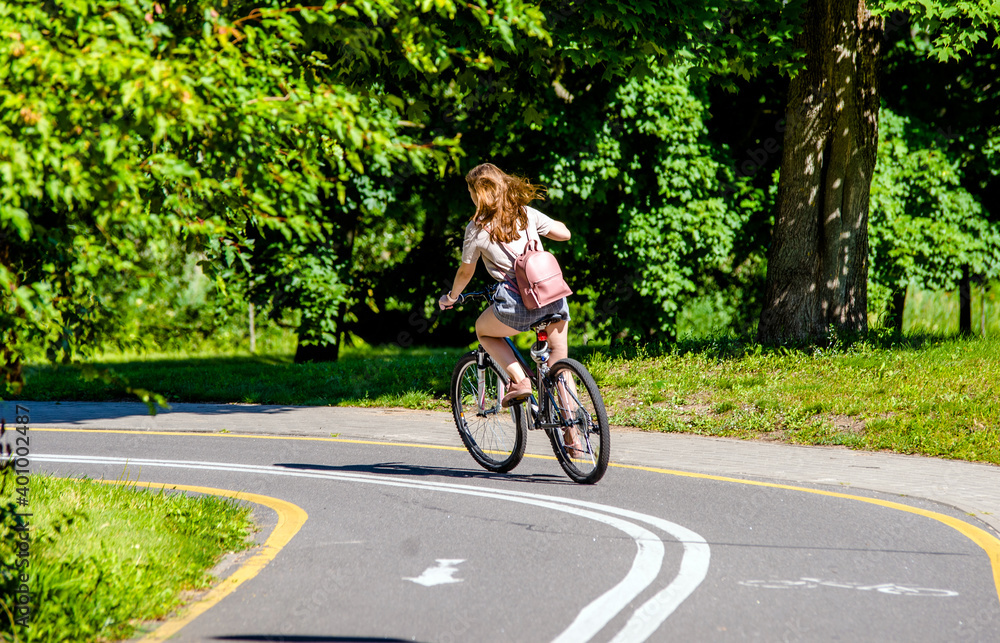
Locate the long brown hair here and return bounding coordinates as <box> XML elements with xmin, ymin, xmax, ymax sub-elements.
<box><xmin>465</xmin><ymin>163</ymin><xmax>545</xmax><ymax>243</ymax></box>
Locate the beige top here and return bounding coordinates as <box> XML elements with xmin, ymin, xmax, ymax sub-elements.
<box><xmin>462</xmin><ymin>206</ymin><xmax>556</xmax><ymax>281</ymax></box>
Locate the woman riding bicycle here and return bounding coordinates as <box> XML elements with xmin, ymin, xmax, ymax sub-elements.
<box><xmin>438</xmin><ymin>162</ymin><xmax>572</xmax><ymax>409</ymax></box>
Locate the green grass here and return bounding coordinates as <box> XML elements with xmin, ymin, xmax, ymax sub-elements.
<box><xmin>589</xmin><ymin>335</ymin><xmax>1000</xmax><ymax>465</ymax></box>
<box><xmin>14</xmin><ymin>346</ymin><xmax>459</xmax><ymax>410</ymax></box>
<box><xmin>0</xmin><ymin>474</ymin><xmax>254</xmax><ymax>642</ymax></box>
<box><xmin>903</xmin><ymin>283</ymin><xmax>1000</xmax><ymax>336</ymax></box>
<box><xmin>7</xmin><ymin>334</ymin><xmax>1000</xmax><ymax>465</ymax></box>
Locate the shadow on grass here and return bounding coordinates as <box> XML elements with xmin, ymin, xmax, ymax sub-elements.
<box><xmin>10</xmin><ymin>332</ymin><xmax>992</xmax><ymax>408</ymax></box>
<box><xmin>11</xmin><ymin>350</ymin><xmax>462</xmax><ymax>407</ymax></box>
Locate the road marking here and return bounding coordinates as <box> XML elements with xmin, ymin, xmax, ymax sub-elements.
<box><xmin>405</xmin><ymin>559</ymin><xmax>466</xmax><ymax>586</ymax></box>
<box><xmin>386</xmin><ymin>479</ymin><xmax>710</xmax><ymax>643</ymax></box>
<box><xmin>35</xmin><ymin>453</ymin><xmax>702</xmax><ymax>643</ymax></box>
<box><xmin>91</xmin><ymin>480</ymin><xmax>308</xmax><ymax>643</ymax></box>
<box><xmin>38</xmin><ymin>428</ymin><xmax>1000</xmax><ymax>623</ymax></box>
<box><xmin>739</xmin><ymin>577</ymin><xmax>959</xmax><ymax>597</ymax></box>
<box><xmin>613</xmin><ymin>462</ymin><xmax>1000</xmax><ymax>607</ymax></box>
<box><xmin>33</xmin><ymin>427</ymin><xmax>471</xmax><ymax>453</ymax></box>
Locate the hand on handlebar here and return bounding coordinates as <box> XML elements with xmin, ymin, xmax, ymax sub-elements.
<box><xmin>438</xmin><ymin>292</ymin><xmax>460</xmax><ymax>310</ymax></box>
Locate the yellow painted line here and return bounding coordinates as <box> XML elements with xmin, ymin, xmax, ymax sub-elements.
<box><xmin>95</xmin><ymin>479</ymin><xmax>308</xmax><ymax>643</ymax></box>
<box><xmin>34</xmin><ymin>426</ymin><xmax>470</xmax><ymax>453</ymax></box>
<box><xmin>610</xmin><ymin>462</ymin><xmax>1000</xmax><ymax>605</ymax></box>
<box><xmin>34</xmin><ymin>426</ymin><xmax>558</xmax><ymax>459</ymax></box>
<box><xmin>42</xmin><ymin>427</ymin><xmax>1000</xmax><ymax>605</ymax></box>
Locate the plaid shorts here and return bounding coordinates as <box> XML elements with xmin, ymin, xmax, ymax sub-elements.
<box><xmin>492</xmin><ymin>281</ymin><xmax>570</xmax><ymax>332</ymax></box>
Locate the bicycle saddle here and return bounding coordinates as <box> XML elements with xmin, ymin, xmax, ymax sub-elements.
<box><xmin>530</xmin><ymin>314</ymin><xmax>564</xmax><ymax>331</ymax></box>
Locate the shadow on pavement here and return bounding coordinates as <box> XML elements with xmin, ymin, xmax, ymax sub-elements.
<box><xmin>20</xmin><ymin>400</ymin><xmax>306</xmax><ymax>425</ymax></box>
<box><xmin>273</xmin><ymin>461</ymin><xmax>570</xmax><ymax>485</ymax></box>
<box><xmin>214</xmin><ymin>637</ymin><xmax>422</xmax><ymax>642</ymax></box>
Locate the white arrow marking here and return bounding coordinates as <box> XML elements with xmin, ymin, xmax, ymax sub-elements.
<box><xmin>34</xmin><ymin>453</ymin><xmax>709</xmax><ymax>643</ymax></box>
<box><xmin>404</xmin><ymin>559</ymin><xmax>466</xmax><ymax>586</ymax></box>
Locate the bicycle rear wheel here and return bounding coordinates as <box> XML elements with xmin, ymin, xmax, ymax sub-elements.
<box><xmin>450</xmin><ymin>351</ymin><xmax>526</xmax><ymax>473</ymax></box>
<box><xmin>544</xmin><ymin>358</ymin><xmax>610</xmax><ymax>484</ymax></box>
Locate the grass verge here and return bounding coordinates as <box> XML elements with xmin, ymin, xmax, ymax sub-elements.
<box><xmin>589</xmin><ymin>336</ymin><xmax>1000</xmax><ymax>465</ymax></box>
<box><xmin>0</xmin><ymin>474</ymin><xmax>254</xmax><ymax>642</ymax></box>
<box><xmin>13</xmin><ymin>347</ymin><xmax>456</xmax><ymax>410</ymax></box>
<box><xmin>7</xmin><ymin>336</ymin><xmax>1000</xmax><ymax>465</ymax></box>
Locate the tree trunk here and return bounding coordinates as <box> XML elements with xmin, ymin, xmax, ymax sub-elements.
<box><xmin>0</xmin><ymin>234</ymin><xmax>24</xmax><ymax>390</ymax></box>
<box><xmin>248</xmin><ymin>302</ymin><xmax>257</xmax><ymax>354</ymax></box>
<box><xmin>959</xmin><ymin>264</ymin><xmax>972</xmax><ymax>336</ymax></box>
<box><xmin>757</xmin><ymin>0</ymin><xmax>883</xmax><ymax>344</ymax></box>
<box><xmin>982</xmin><ymin>284</ymin><xmax>988</xmax><ymax>337</ymax></box>
<box><xmin>295</xmin><ymin>340</ymin><xmax>340</xmax><ymax>363</ymax></box>
<box><xmin>886</xmin><ymin>286</ymin><xmax>906</xmax><ymax>333</ymax></box>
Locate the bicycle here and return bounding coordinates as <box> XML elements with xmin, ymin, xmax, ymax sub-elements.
<box><xmin>447</xmin><ymin>285</ymin><xmax>610</xmax><ymax>484</ymax></box>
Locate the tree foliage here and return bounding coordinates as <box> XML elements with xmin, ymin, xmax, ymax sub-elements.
<box><xmin>0</xmin><ymin>0</ymin><xmax>548</xmax><ymax>382</ymax></box>
<box><xmin>538</xmin><ymin>63</ymin><xmax>754</xmax><ymax>340</ymax></box>
<box><xmin>877</xmin><ymin>0</ymin><xmax>1000</xmax><ymax>61</ymax></box>
<box><xmin>4</xmin><ymin>0</ymin><xmax>1000</xmax><ymax>383</ymax></box>
<box><xmin>869</xmin><ymin>108</ymin><xmax>1000</xmax><ymax>310</ymax></box>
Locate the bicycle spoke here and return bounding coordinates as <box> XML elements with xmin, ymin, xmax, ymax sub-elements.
<box><xmin>543</xmin><ymin>359</ymin><xmax>610</xmax><ymax>484</ymax></box>
<box><xmin>549</xmin><ymin>376</ymin><xmax>595</xmax><ymax>461</ymax></box>
<box><xmin>451</xmin><ymin>352</ymin><xmax>526</xmax><ymax>473</ymax></box>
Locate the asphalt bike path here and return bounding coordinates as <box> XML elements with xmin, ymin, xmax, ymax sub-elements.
<box><xmin>11</xmin><ymin>401</ymin><xmax>1000</xmax><ymax>641</ymax></box>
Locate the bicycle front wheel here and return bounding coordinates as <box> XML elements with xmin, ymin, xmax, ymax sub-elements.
<box><xmin>450</xmin><ymin>351</ymin><xmax>526</xmax><ymax>473</ymax></box>
<box><xmin>544</xmin><ymin>358</ymin><xmax>610</xmax><ymax>484</ymax></box>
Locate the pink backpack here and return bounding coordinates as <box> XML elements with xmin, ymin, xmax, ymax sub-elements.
<box><xmin>502</xmin><ymin>229</ymin><xmax>573</xmax><ymax>310</ymax></box>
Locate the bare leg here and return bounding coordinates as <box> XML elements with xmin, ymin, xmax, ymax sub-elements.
<box><xmin>476</xmin><ymin>307</ymin><xmax>529</xmax><ymax>384</ymax></box>
<box><xmin>545</xmin><ymin>319</ymin><xmax>568</xmax><ymax>363</ymax></box>
<box><xmin>544</xmin><ymin>319</ymin><xmax>583</xmax><ymax>455</ymax></box>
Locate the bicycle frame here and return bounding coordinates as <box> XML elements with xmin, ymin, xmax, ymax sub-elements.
<box><xmin>460</xmin><ymin>288</ymin><xmax>590</xmax><ymax>436</ymax></box>
<box><xmin>451</xmin><ymin>286</ymin><xmax>609</xmax><ymax>482</ymax></box>
<box><xmin>469</xmin><ymin>337</ymin><xmax>543</xmax><ymax>424</ymax></box>
<box><xmin>495</xmin><ymin>335</ymin><xmax>569</xmax><ymax>434</ymax></box>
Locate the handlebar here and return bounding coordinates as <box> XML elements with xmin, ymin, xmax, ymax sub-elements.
<box><xmin>440</xmin><ymin>286</ymin><xmax>498</xmax><ymax>309</ymax></box>
<box><xmin>454</xmin><ymin>289</ymin><xmax>492</xmax><ymax>306</ymax></box>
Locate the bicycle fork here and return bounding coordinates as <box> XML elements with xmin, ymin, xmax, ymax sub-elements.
<box><xmin>475</xmin><ymin>346</ymin><xmax>502</xmax><ymax>413</ymax></box>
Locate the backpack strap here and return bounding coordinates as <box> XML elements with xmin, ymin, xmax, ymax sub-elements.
<box><xmin>497</xmin><ymin>218</ymin><xmax>541</xmax><ymax>286</ymax></box>
<box><xmin>497</xmin><ymin>242</ymin><xmax>519</xmax><ymax>289</ymax></box>
<box><xmin>497</xmin><ymin>241</ymin><xmax>518</xmax><ymax>262</ymax></box>
<box><xmin>498</xmin><ymin>219</ymin><xmax>541</xmax><ymax>258</ymax></box>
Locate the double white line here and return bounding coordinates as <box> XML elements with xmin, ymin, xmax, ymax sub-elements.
<box><xmin>35</xmin><ymin>453</ymin><xmax>710</xmax><ymax>643</ymax></box>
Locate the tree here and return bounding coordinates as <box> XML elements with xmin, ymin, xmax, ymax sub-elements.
<box><xmin>756</xmin><ymin>0</ymin><xmax>1000</xmax><ymax>344</ymax></box>
<box><xmin>332</xmin><ymin>2</ymin><xmax>806</xmax><ymax>348</ymax></box>
<box><xmin>868</xmin><ymin>108</ymin><xmax>1000</xmax><ymax>331</ymax></box>
<box><xmin>879</xmin><ymin>20</ymin><xmax>1000</xmax><ymax>333</ymax></box>
<box><xmin>0</xmin><ymin>0</ymin><xmax>549</xmax><ymax>385</ymax></box>
<box><xmin>536</xmin><ymin>62</ymin><xmax>754</xmax><ymax>341</ymax></box>
<box><xmin>756</xmin><ymin>0</ymin><xmax>881</xmax><ymax>343</ymax></box>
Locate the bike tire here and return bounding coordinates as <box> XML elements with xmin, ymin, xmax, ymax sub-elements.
<box><xmin>450</xmin><ymin>351</ymin><xmax>527</xmax><ymax>473</ymax></box>
<box><xmin>544</xmin><ymin>358</ymin><xmax>610</xmax><ymax>484</ymax></box>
